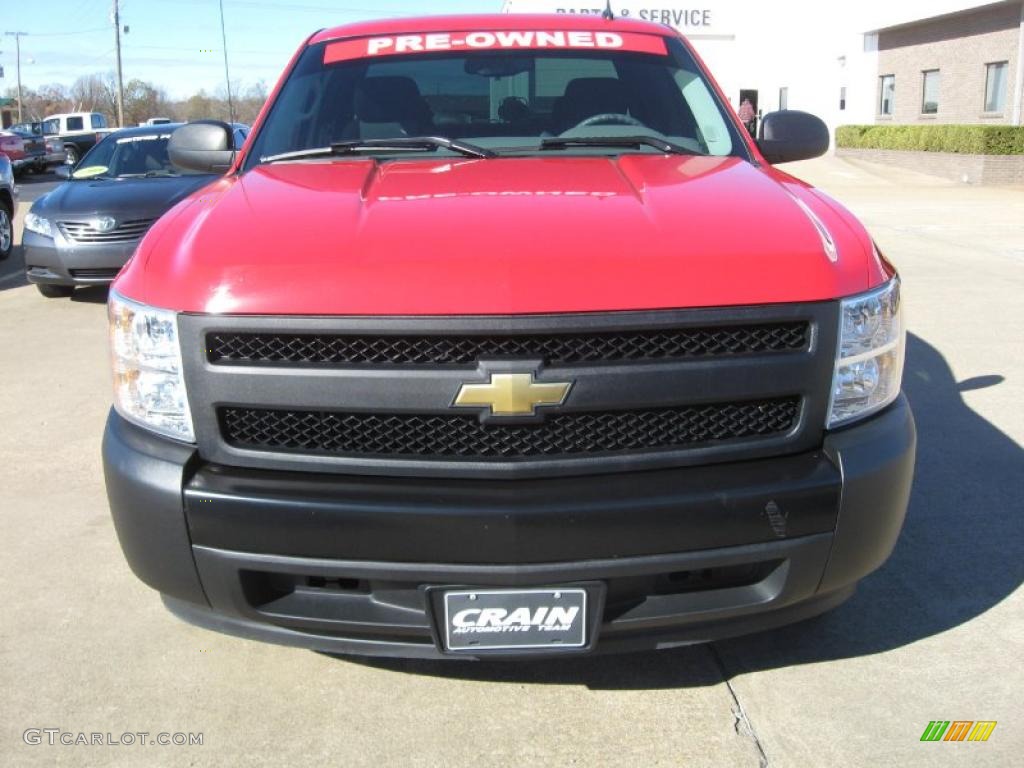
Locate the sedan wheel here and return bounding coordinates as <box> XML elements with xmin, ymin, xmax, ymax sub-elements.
<box><xmin>0</xmin><ymin>204</ymin><xmax>13</xmax><ymax>259</ymax></box>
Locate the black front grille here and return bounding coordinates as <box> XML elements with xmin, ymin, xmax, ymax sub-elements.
<box><xmin>207</xmin><ymin>322</ymin><xmax>809</xmax><ymax>367</ymax></box>
<box><xmin>219</xmin><ymin>398</ymin><xmax>800</xmax><ymax>460</ymax></box>
<box><xmin>69</xmin><ymin>267</ymin><xmax>121</xmax><ymax>280</ymax></box>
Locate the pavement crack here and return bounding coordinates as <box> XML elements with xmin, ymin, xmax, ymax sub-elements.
<box><xmin>708</xmin><ymin>643</ymin><xmax>769</xmax><ymax>768</ymax></box>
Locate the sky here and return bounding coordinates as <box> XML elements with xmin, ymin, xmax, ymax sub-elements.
<box><xmin>2</xmin><ymin>0</ymin><xmax>500</xmax><ymax>99</ymax></box>
<box><xmin>2</xmin><ymin>0</ymin><xmax>994</xmax><ymax>100</ymax></box>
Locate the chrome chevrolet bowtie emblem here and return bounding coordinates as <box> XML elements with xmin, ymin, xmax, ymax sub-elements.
<box><xmin>454</xmin><ymin>372</ymin><xmax>572</xmax><ymax>417</ymax></box>
<box><xmin>91</xmin><ymin>216</ymin><xmax>117</xmax><ymax>232</ymax></box>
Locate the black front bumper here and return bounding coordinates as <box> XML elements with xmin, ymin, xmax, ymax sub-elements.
<box><xmin>103</xmin><ymin>396</ymin><xmax>915</xmax><ymax>658</ymax></box>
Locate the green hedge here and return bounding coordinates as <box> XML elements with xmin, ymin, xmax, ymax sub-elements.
<box><xmin>835</xmin><ymin>125</ymin><xmax>1024</xmax><ymax>155</ymax></box>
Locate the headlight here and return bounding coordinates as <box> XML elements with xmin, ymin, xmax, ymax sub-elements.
<box><xmin>24</xmin><ymin>212</ymin><xmax>53</xmax><ymax>238</ymax></box>
<box><xmin>827</xmin><ymin>277</ymin><xmax>904</xmax><ymax>428</ymax></box>
<box><xmin>108</xmin><ymin>291</ymin><xmax>195</xmax><ymax>442</ymax></box>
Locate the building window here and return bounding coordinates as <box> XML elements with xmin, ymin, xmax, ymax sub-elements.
<box><xmin>879</xmin><ymin>75</ymin><xmax>895</xmax><ymax>115</ymax></box>
<box><xmin>840</xmin><ymin>87</ymin><xmax>847</xmax><ymax>111</ymax></box>
<box><xmin>985</xmin><ymin>61</ymin><xmax>1008</xmax><ymax>113</ymax></box>
<box><xmin>779</xmin><ymin>87</ymin><xmax>789</xmax><ymax>111</ymax></box>
<box><xmin>921</xmin><ymin>70</ymin><xmax>940</xmax><ymax>115</ymax></box>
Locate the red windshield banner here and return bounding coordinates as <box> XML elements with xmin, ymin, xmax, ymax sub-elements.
<box><xmin>324</xmin><ymin>30</ymin><xmax>668</xmax><ymax>64</ymax></box>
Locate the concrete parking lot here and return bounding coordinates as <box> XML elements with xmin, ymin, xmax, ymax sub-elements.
<box><xmin>0</xmin><ymin>157</ymin><xmax>1021</xmax><ymax>767</ymax></box>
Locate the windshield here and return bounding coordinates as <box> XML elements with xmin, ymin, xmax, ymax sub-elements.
<box><xmin>72</xmin><ymin>131</ymin><xmax>207</xmax><ymax>179</ymax></box>
<box><xmin>245</xmin><ymin>33</ymin><xmax>744</xmax><ymax>167</ymax></box>
<box><xmin>11</xmin><ymin>123</ymin><xmax>42</xmax><ymax>137</ymax></box>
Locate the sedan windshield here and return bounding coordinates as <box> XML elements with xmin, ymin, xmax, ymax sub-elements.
<box><xmin>73</xmin><ymin>132</ymin><xmax>205</xmax><ymax>179</ymax></box>
<box><xmin>246</xmin><ymin>33</ymin><xmax>744</xmax><ymax>167</ymax></box>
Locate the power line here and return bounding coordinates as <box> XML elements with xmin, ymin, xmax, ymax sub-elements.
<box><xmin>150</xmin><ymin>0</ymin><xmax>404</xmax><ymax>15</ymax></box>
<box><xmin>14</xmin><ymin>26</ymin><xmax>109</xmax><ymax>38</ymax></box>
<box><xmin>124</xmin><ymin>43</ymin><xmax>287</xmax><ymax>56</ymax></box>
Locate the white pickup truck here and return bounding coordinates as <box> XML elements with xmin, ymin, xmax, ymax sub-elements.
<box><xmin>42</xmin><ymin>112</ymin><xmax>116</xmax><ymax>165</ymax></box>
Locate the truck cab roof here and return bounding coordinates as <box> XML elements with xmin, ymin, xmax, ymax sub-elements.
<box><xmin>309</xmin><ymin>13</ymin><xmax>672</xmax><ymax>44</ymax></box>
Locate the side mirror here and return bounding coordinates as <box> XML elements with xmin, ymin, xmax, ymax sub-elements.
<box><xmin>756</xmin><ymin>111</ymin><xmax>829</xmax><ymax>164</ymax></box>
<box><xmin>168</xmin><ymin>120</ymin><xmax>236</xmax><ymax>174</ymax></box>
<box><xmin>54</xmin><ymin>165</ymin><xmax>71</xmax><ymax>180</ymax></box>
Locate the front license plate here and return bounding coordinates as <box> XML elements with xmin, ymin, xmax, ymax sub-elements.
<box><xmin>443</xmin><ymin>588</ymin><xmax>588</xmax><ymax>652</ymax></box>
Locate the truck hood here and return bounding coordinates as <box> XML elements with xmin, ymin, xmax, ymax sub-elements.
<box><xmin>34</xmin><ymin>174</ymin><xmax>216</xmax><ymax>220</ymax></box>
<box><xmin>120</xmin><ymin>155</ymin><xmax>882</xmax><ymax>315</ymax></box>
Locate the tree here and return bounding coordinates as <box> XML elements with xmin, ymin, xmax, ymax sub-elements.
<box><xmin>68</xmin><ymin>73</ymin><xmax>117</xmax><ymax>123</ymax></box>
<box><xmin>10</xmin><ymin>72</ymin><xmax>270</xmax><ymax>128</ymax></box>
<box><xmin>5</xmin><ymin>84</ymin><xmax>73</xmax><ymax>121</ymax></box>
<box><xmin>123</xmin><ymin>79</ymin><xmax>171</xmax><ymax>125</ymax></box>
<box><xmin>237</xmin><ymin>80</ymin><xmax>268</xmax><ymax>124</ymax></box>
<box><xmin>182</xmin><ymin>89</ymin><xmax>216</xmax><ymax>122</ymax></box>
<box><xmin>34</xmin><ymin>84</ymin><xmax>73</xmax><ymax>118</ymax></box>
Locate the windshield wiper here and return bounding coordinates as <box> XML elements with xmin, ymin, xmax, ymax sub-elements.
<box><xmin>540</xmin><ymin>136</ymin><xmax>696</xmax><ymax>155</ymax></box>
<box><xmin>261</xmin><ymin>136</ymin><xmax>496</xmax><ymax>163</ymax></box>
<box><xmin>334</xmin><ymin>137</ymin><xmax>496</xmax><ymax>159</ymax></box>
<box><xmin>121</xmin><ymin>170</ymin><xmax>180</xmax><ymax>178</ymax></box>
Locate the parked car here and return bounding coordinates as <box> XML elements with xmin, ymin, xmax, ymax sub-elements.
<box><xmin>103</xmin><ymin>15</ymin><xmax>914</xmax><ymax>659</ymax></box>
<box><xmin>5</xmin><ymin>123</ymin><xmax>50</xmax><ymax>173</ymax></box>
<box><xmin>0</xmin><ymin>154</ymin><xmax>15</xmax><ymax>259</ymax></box>
<box><xmin>12</xmin><ymin>121</ymin><xmax>69</xmax><ymax>168</ymax></box>
<box><xmin>139</xmin><ymin>117</ymin><xmax>172</xmax><ymax>126</ymax></box>
<box><xmin>41</xmin><ymin>112</ymin><xmax>115</xmax><ymax>165</ymax></box>
<box><xmin>22</xmin><ymin>123</ymin><xmax>237</xmax><ymax>298</ymax></box>
<box><xmin>43</xmin><ymin>135</ymin><xmax>65</xmax><ymax>167</ymax></box>
<box><xmin>0</xmin><ymin>131</ymin><xmax>33</xmax><ymax>176</ymax></box>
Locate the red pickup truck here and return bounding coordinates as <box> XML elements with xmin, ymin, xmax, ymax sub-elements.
<box><xmin>103</xmin><ymin>14</ymin><xmax>915</xmax><ymax>658</ymax></box>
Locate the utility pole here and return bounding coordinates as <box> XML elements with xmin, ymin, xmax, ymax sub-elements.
<box><xmin>218</xmin><ymin>0</ymin><xmax>236</xmax><ymax>125</ymax></box>
<box><xmin>112</xmin><ymin>0</ymin><xmax>125</xmax><ymax>126</ymax></box>
<box><xmin>3</xmin><ymin>32</ymin><xmax>27</xmax><ymax>122</ymax></box>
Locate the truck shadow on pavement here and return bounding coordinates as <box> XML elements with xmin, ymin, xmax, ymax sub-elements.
<box><xmin>0</xmin><ymin>246</ymin><xmax>108</xmax><ymax>302</ymax></box>
<box><xmin>342</xmin><ymin>332</ymin><xmax>1024</xmax><ymax>689</ymax></box>
<box><xmin>0</xmin><ymin>245</ymin><xmax>29</xmax><ymax>292</ymax></box>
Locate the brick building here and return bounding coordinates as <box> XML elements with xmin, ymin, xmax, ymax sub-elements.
<box><xmin>871</xmin><ymin>1</ymin><xmax>1024</xmax><ymax>125</ymax></box>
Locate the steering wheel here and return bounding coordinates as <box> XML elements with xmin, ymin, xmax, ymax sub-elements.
<box><xmin>568</xmin><ymin>113</ymin><xmax>646</xmax><ymax>132</ymax></box>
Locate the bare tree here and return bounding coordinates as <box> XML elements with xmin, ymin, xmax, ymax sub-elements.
<box><xmin>68</xmin><ymin>73</ymin><xmax>117</xmax><ymax>121</ymax></box>
<box><xmin>11</xmin><ymin>73</ymin><xmax>268</xmax><ymax>128</ymax></box>
<box><xmin>4</xmin><ymin>84</ymin><xmax>74</xmax><ymax>121</ymax></box>
<box><xmin>34</xmin><ymin>84</ymin><xmax>73</xmax><ymax>118</ymax></box>
<box><xmin>237</xmin><ymin>80</ymin><xmax>268</xmax><ymax>124</ymax></box>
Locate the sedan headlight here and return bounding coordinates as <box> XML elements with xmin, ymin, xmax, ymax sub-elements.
<box><xmin>108</xmin><ymin>291</ymin><xmax>194</xmax><ymax>442</ymax></box>
<box><xmin>24</xmin><ymin>212</ymin><xmax>53</xmax><ymax>238</ymax></box>
<box><xmin>827</xmin><ymin>277</ymin><xmax>904</xmax><ymax>428</ymax></box>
